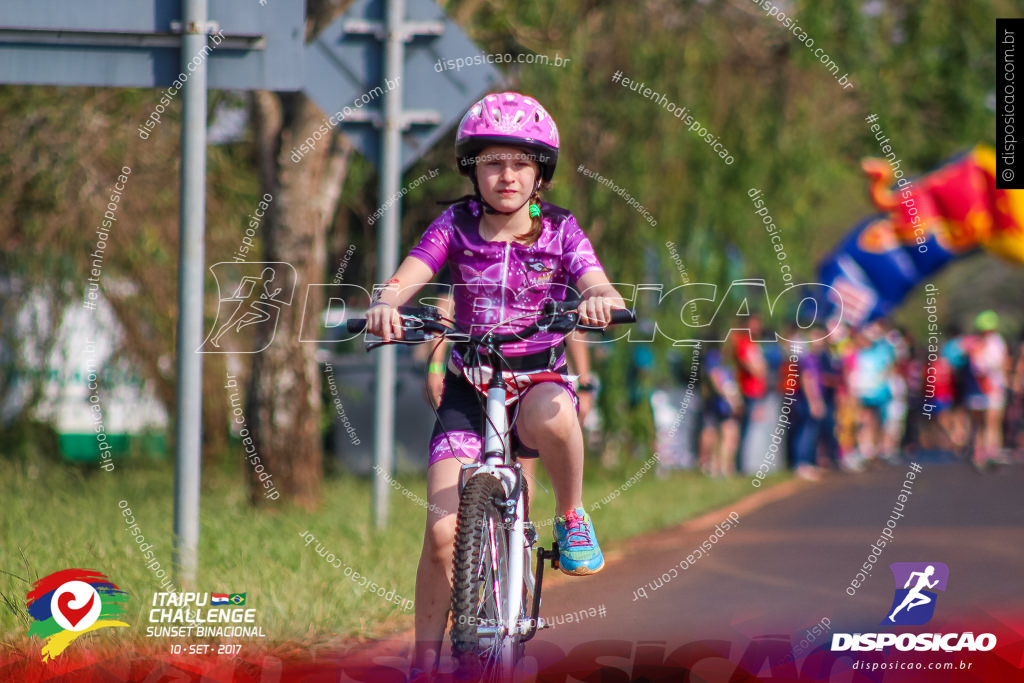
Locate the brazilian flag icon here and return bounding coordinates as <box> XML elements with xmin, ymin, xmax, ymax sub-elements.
<box><xmin>228</xmin><ymin>593</ymin><xmax>246</xmax><ymax>605</ymax></box>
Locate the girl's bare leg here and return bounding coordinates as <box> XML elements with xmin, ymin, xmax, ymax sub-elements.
<box><xmin>412</xmin><ymin>457</ymin><xmax>462</xmax><ymax>674</ymax></box>
<box><xmin>516</xmin><ymin>384</ymin><xmax>584</xmax><ymax>515</ymax></box>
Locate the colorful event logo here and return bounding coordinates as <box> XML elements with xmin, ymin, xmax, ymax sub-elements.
<box><xmin>883</xmin><ymin>562</ymin><xmax>949</xmax><ymax>626</ymax></box>
<box><xmin>26</xmin><ymin>569</ymin><xmax>129</xmax><ymax>661</ymax></box>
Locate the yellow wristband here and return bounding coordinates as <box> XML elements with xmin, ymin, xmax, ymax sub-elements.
<box><xmin>429</xmin><ymin>362</ymin><xmax>445</xmax><ymax>375</ymax></box>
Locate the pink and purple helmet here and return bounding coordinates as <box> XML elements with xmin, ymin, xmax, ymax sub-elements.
<box><xmin>455</xmin><ymin>92</ymin><xmax>560</xmax><ymax>181</ymax></box>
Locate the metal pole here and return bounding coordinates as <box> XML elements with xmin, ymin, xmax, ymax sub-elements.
<box><xmin>373</xmin><ymin>0</ymin><xmax>405</xmax><ymax>528</ymax></box>
<box><xmin>173</xmin><ymin>0</ymin><xmax>208</xmax><ymax>587</ymax></box>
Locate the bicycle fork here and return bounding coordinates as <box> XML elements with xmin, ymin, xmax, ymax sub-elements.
<box><xmin>469</xmin><ymin>364</ymin><xmax>561</xmax><ymax>657</ymax></box>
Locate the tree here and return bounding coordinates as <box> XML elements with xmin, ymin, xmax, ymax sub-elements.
<box><xmin>244</xmin><ymin>3</ymin><xmax>355</xmax><ymax>508</ymax></box>
<box><xmin>0</xmin><ymin>86</ymin><xmax>246</xmax><ymax>461</ymax></box>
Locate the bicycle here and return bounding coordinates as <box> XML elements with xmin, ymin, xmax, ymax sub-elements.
<box><xmin>348</xmin><ymin>299</ymin><xmax>635</xmax><ymax>681</ymax></box>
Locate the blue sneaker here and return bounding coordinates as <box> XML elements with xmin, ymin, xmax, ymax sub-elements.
<box><xmin>553</xmin><ymin>508</ymin><xmax>604</xmax><ymax>575</ymax></box>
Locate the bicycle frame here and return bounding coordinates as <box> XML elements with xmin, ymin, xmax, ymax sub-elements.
<box><xmin>456</xmin><ymin>347</ymin><xmax>532</xmax><ymax>659</ymax></box>
<box><xmin>349</xmin><ymin>301</ymin><xmax>635</xmax><ymax>676</ymax></box>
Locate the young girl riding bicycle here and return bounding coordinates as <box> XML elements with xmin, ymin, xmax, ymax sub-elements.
<box><xmin>363</xmin><ymin>91</ymin><xmax>626</xmax><ymax>675</ymax></box>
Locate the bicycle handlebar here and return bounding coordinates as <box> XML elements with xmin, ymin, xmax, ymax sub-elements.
<box><xmin>346</xmin><ymin>299</ymin><xmax>636</xmax><ymax>351</ymax></box>
<box><xmin>345</xmin><ymin>305</ymin><xmax>445</xmax><ymax>334</ymax></box>
<box><xmin>542</xmin><ymin>298</ymin><xmax>636</xmax><ymax>327</ymax></box>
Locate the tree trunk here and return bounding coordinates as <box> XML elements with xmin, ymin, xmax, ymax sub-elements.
<box><xmin>244</xmin><ymin>83</ymin><xmax>353</xmax><ymax>508</ymax></box>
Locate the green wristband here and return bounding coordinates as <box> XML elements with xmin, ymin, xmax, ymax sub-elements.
<box><xmin>429</xmin><ymin>362</ymin><xmax>446</xmax><ymax>375</ymax></box>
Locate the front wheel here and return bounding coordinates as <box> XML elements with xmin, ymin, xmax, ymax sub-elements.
<box><xmin>450</xmin><ymin>473</ymin><xmax>525</xmax><ymax>681</ymax></box>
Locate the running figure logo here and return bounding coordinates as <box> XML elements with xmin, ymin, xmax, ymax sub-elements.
<box><xmin>199</xmin><ymin>262</ymin><xmax>296</xmax><ymax>353</ymax></box>
<box><xmin>884</xmin><ymin>562</ymin><xmax>949</xmax><ymax>626</ymax></box>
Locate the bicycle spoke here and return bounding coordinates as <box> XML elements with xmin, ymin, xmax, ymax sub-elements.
<box><xmin>489</xmin><ymin>517</ymin><xmax>503</xmax><ymax>626</ymax></box>
<box><xmin>451</xmin><ymin>474</ymin><xmax>531</xmax><ymax>681</ymax></box>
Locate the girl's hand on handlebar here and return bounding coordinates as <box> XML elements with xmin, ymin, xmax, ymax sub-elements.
<box><xmin>366</xmin><ymin>303</ymin><xmax>403</xmax><ymax>342</ymax></box>
<box><xmin>578</xmin><ymin>296</ymin><xmax>618</xmax><ymax>328</ymax></box>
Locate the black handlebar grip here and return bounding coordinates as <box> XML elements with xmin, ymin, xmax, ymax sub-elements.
<box><xmin>346</xmin><ymin>317</ymin><xmax>448</xmax><ymax>336</ymax></box>
<box><xmin>543</xmin><ymin>299</ymin><xmax>581</xmax><ymax>315</ymax></box>
<box><xmin>610</xmin><ymin>308</ymin><xmax>637</xmax><ymax>325</ymax></box>
<box><xmin>575</xmin><ymin>308</ymin><xmax>637</xmax><ymax>333</ymax></box>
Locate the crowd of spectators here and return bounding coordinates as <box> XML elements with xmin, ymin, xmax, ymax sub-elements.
<box><xmin>652</xmin><ymin>311</ymin><xmax>1024</xmax><ymax>480</ymax></box>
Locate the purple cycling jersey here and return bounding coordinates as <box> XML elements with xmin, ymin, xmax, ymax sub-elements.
<box><xmin>409</xmin><ymin>199</ymin><xmax>604</xmax><ymax>356</ymax></box>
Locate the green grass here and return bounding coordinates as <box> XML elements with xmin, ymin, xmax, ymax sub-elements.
<box><xmin>0</xmin><ymin>456</ymin><xmax>784</xmax><ymax>647</ymax></box>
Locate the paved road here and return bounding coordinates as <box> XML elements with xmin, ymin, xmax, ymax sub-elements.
<box><xmin>328</xmin><ymin>455</ymin><xmax>1024</xmax><ymax>681</ymax></box>
<box><xmin>524</xmin><ymin>455</ymin><xmax>1024</xmax><ymax>680</ymax></box>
